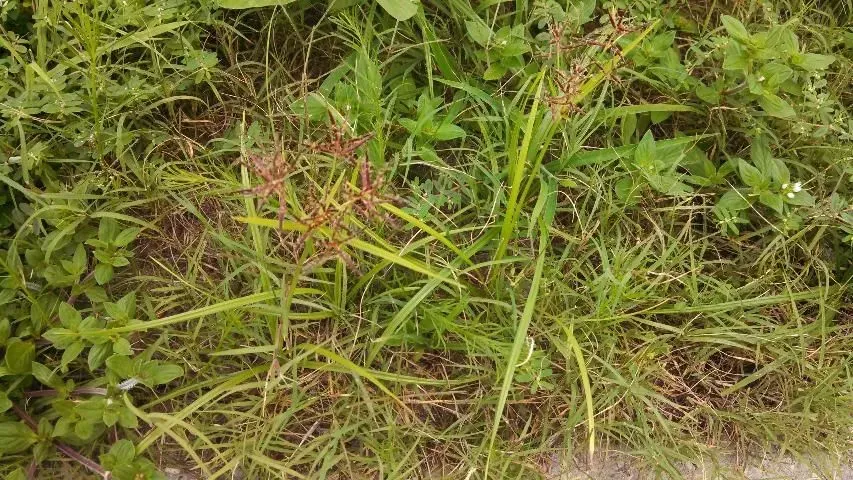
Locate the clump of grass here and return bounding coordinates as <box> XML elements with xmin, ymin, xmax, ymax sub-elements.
<box><xmin>0</xmin><ymin>0</ymin><xmax>851</xmax><ymax>479</ymax></box>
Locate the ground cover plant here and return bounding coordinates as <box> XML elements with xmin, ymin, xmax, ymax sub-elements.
<box><xmin>0</xmin><ymin>0</ymin><xmax>851</xmax><ymax>478</ymax></box>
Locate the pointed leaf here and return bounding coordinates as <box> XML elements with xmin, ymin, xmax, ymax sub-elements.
<box><xmin>113</xmin><ymin>228</ymin><xmax>141</xmax><ymax>247</ymax></box>
<box><xmin>634</xmin><ymin>131</ymin><xmax>656</xmax><ymax>171</ymax></box>
<box><xmin>106</xmin><ymin>355</ymin><xmax>136</xmax><ymax>378</ymax></box>
<box><xmin>433</xmin><ymin>123</ymin><xmax>466</xmax><ymax>141</ymax></box>
<box><xmin>784</xmin><ymin>191</ymin><xmax>815</xmax><ymax>207</ymax></box>
<box><xmin>377</xmin><ymin>0</ymin><xmax>418</xmax><ymax>21</ymax></box>
<box><xmin>94</xmin><ymin>263</ymin><xmax>114</xmax><ymax>285</ymax></box>
<box><xmin>465</xmin><ymin>20</ymin><xmax>492</xmax><ymax>46</ymax></box>
<box><xmin>5</xmin><ymin>339</ymin><xmax>35</xmax><ymax>374</ymax></box>
<box><xmin>146</xmin><ymin>363</ymin><xmax>183</xmax><ymax>385</ymax></box>
<box><xmin>0</xmin><ymin>422</ymin><xmax>37</xmax><ymax>454</ymax></box>
<box><xmin>792</xmin><ymin>53</ymin><xmax>835</xmax><ymax>71</ymax></box>
<box><xmin>759</xmin><ymin>93</ymin><xmax>795</xmax><ymax>118</ymax></box>
<box><xmin>720</xmin><ymin>15</ymin><xmax>751</xmax><ymax>44</ymax></box>
<box><xmin>58</xmin><ymin>303</ymin><xmax>82</xmax><ymax>330</ymax></box>
<box><xmin>738</xmin><ymin>159</ymin><xmax>766</xmax><ymax>188</ymax></box>
<box><xmin>759</xmin><ymin>192</ymin><xmax>784</xmax><ymax>213</ymax></box>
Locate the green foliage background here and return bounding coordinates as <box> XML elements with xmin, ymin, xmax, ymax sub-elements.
<box><xmin>0</xmin><ymin>0</ymin><xmax>851</xmax><ymax>478</ymax></box>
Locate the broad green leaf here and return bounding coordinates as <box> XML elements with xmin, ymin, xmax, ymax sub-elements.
<box><xmin>106</xmin><ymin>355</ymin><xmax>136</xmax><ymax>378</ymax></box>
<box><xmin>105</xmin><ymin>297</ymin><xmax>131</xmax><ymax>322</ymax></box>
<box><xmin>116</xmin><ymin>292</ymin><xmax>136</xmax><ymax>318</ymax></box>
<box><xmin>634</xmin><ymin>131</ymin><xmax>656</xmax><ymax>171</ymax></box>
<box><xmin>750</xmin><ymin>136</ymin><xmax>780</xmax><ymax>181</ymax></box>
<box><xmin>216</xmin><ymin>0</ymin><xmax>295</xmax><ymax>8</ymax></box>
<box><xmin>75</xmin><ymin>420</ymin><xmax>94</xmax><ymax>439</ymax></box>
<box><xmin>720</xmin><ymin>15</ymin><xmax>751</xmax><ymax>44</ymax></box>
<box><xmin>649</xmin><ymin>110</ymin><xmax>672</xmax><ymax>124</ymax></box>
<box><xmin>42</xmin><ymin>328</ymin><xmax>78</xmax><ymax>349</ymax></box>
<box><xmin>88</xmin><ymin>343</ymin><xmax>112</xmax><ymax>371</ymax></box>
<box><xmin>483</xmin><ymin>63</ymin><xmax>507</xmax><ymax>80</ymax></box>
<box><xmin>774</xmin><ymin>158</ymin><xmax>791</xmax><ymax>184</ymax></box>
<box><xmin>433</xmin><ymin>123</ymin><xmax>466</xmax><ymax>140</ymax></box>
<box><xmin>683</xmin><ymin>146</ymin><xmax>716</xmax><ymax>179</ymax></box>
<box><xmin>99</xmin><ymin>218</ymin><xmax>119</xmax><ymax>243</ymax></box>
<box><xmin>113</xmin><ymin>228</ymin><xmax>141</xmax><ymax>247</ymax></box>
<box><xmin>31</xmin><ymin>362</ymin><xmax>62</xmax><ymax>389</ymax></box>
<box><xmin>103</xmin><ymin>408</ymin><xmax>119</xmax><ymax>427</ymax></box>
<box><xmin>0</xmin><ymin>392</ymin><xmax>11</xmax><ymax>413</ymax></box>
<box><xmin>644</xmin><ymin>171</ymin><xmax>692</xmax><ymax>196</ymax></box>
<box><xmin>60</xmin><ymin>342</ymin><xmax>85</xmax><ymax>370</ymax></box>
<box><xmin>722</xmin><ymin>43</ymin><xmax>749</xmax><ymax>71</ymax></box>
<box><xmin>58</xmin><ymin>303</ymin><xmax>81</xmax><ymax>330</ymax></box>
<box><xmin>0</xmin><ymin>319</ymin><xmax>9</xmax><ymax>345</ymax></box>
<box><xmin>0</xmin><ymin>422</ymin><xmax>37</xmax><ymax>454</ymax></box>
<box><xmin>146</xmin><ymin>363</ymin><xmax>183</xmax><ymax>385</ymax></box>
<box><xmin>759</xmin><ymin>192</ymin><xmax>784</xmax><ymax>213</ymax></box>
<box><xmin>615</xmin><ymin>177</ymin><xmax>641</xmax><ymax>204</ymax></box>
<box><xmin>465</xmin><ymin>20</ymin><xmax>492</xmax><ymax>46</ymax></box>
<box><xmin>791</xmin><ymin>53</ymin><xmax>835</xmax><ymax>71</ymax></box>
<box><xmin>95</xmin><ymin>263</ymin><xmax>114</xmax><ymax>284</ymax></box>
<box><xmin>110</xmin><ymin>256</ymin><xmax>130</xmax><ymax>267</ymax></box>
<box><xmin>377</xmin><ymin>0</ymin><xmax>418</xmax><ymax>21</ymax></box>
<box><xmin>738</xmin><ymin>159</ymin><xmax>766</xmax><ymax>188</ymax></box>
<box><xmin>784</xmin><ymin>191</ymin><xmax>816</xmax><ymax>207</ymax></box>
<box><xmin>766</xmin><ymin>25</ymin><xmax>798</xmax><ymax>54</ymax></box>
<box><xmin>650</xmin><ymin>31</ymin><xmax>676</xmax><ymax>51</ymax></box>
<box><xmin>398</xmin><ymin>118</ymin><xmax>419</xmax><ymax>135</ymax></box>
<box><xmin>106</xmin><ymin>439</ymin><xmax>136</xmax><ymax>464</ymax></box>
<box><xmin>53</xmin><ymin>417</ymin><xmax>73</xmax><ymax>438</ymax></box>
<box><xmin>5</xmin><ymin>339</ymin><xmax>35</xmax><ymax>374</ymax></box>
<box><xmin>501</xmin><ymin>39</ymin><xmax>530</xmax><ymax>57</ymax></box>
<box><xmin>621</xmin><ymin>113</ymin><xmax>637</xmax><ymax>142</ymax></box>
<box><xmin>759</xmin><ymin>93</ymin><xmax>795</xmax><ymax>118</ymax></box>
<box><xmin>556</xmin><ymin>134</ymin><xmax>716</xmax><ymax>169</ymax></box>
<box><xmin>7</xmin><ymin>469</ymin><xmax>26</xmax><ymax>480</ymax></box>
<box><xmin>113</xmin><ymin>338</ymin><xmax>133</xmax><ymax>356</ymax></box>
<box><xmin>696</xmin><ymin>84</ymin><xmax>720</xmax><ymax>104</ymax></box>
<box><xmin>70</xmin><ymin>244</ymin><xmax>87</xmax><ymax>275</ymax></box>
<box><xmin>118</xmin><ymin>407</ymin><xmax>138</xmax><ymax>428</ymax></box>
<box><xmin>759</xmin><ymin>62</ymin><xmax>793</xmax><ymax>88</ymax></box>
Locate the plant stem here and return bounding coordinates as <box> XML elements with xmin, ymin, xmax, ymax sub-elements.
<box><xmin>11</xmin><ymin>404</ymin><xmax>109</xmax><ymax>479</ymax></box>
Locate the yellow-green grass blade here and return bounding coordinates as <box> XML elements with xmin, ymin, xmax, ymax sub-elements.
<box><xmin>236</xmin><ymin>216</ymin><xmax>462</xmax><ymax>287</ymax></box>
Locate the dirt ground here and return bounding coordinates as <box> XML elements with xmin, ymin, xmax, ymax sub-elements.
<box><xmin>551</xmin><ymin>450</ymin><xmax>853</xmax><ymax>479</ymax></box>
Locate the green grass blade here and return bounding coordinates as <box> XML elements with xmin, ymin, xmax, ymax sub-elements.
<box><xmin>380</xmin><ymin>202</ymin><xmax>471</xmax><ymax>264</ymax></box>
<box><xmin>294</xmin><ymin>343</ymin><xmax>412</xmax><ymax>413</ymax></box>
<box><xmin>565</xmin><ymin>327</ymin><xmax>595</xmax><ymax>460</ymax></box>
<box><xmin>484</xmin><ymin>225</ymin><xmax>549</xmax><ymax>477</ymax></box>
<box><xmin>235</xmin><ymin>216</ymin><xmax>460</xmax><ymax>286</ymax></box>
<box><xmin>492</xmin><ymin>71</ymin><xmax>545</xmax><ymax>268</ymax></box>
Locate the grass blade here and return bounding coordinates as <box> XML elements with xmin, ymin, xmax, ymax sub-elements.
<box><xmin>484</xmin><ymin>225</ymin><xmax>549</xmax><ymax>477</ymax></box>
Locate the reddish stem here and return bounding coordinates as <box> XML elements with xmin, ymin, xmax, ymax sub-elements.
<box><xmin>25</xmin><ymin>460</ymin><xmax>38</xmax><ymax>480</ymax></box>
<box><xmin>11</xmin><ymin>404</ymin><xmax>109</xmax><ymax>479</ymax></box>
<box><xmin>66</xmin><ymin>271</ymin><xmax>96</xmax><ymax>305</ymax></box>
<box><xmin>23</xmin><ymin>387</ymin><xmax>108</xmax><ymax>398</ymax></box>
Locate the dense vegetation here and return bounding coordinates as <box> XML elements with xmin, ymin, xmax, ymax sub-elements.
<box><xmin>0</xmin><ymin>0</ymin><xmax>851</xmax><ymax>478</ymax></box>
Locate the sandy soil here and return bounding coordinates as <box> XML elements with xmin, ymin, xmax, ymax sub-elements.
<box><xmin>550</xmin><ymin>450</ymin><xmax>853</xmax><ymax>480</ymax></box>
